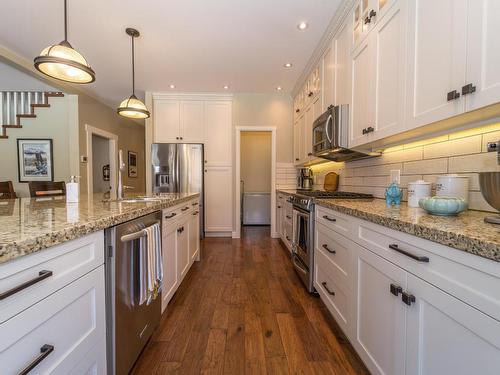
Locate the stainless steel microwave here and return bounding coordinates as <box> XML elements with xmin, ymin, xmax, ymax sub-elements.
<box><xmin>312</xmin><ymin>104</ymin><xmax>374</xmax><ymax>162</ymax></box>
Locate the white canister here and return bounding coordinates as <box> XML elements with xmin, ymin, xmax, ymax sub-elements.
<box><xmin>435</xmin><ymin>174</ymin><xmax>469</xmax><ymax>202</ymax></box>
<box><xmin>407</xmin><ymin>180</ymin><xmax>432</xmax><ymax>207</ymax></box>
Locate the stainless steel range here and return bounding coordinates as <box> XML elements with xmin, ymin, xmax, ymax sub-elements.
<box><xmin>290</xmin><ymin>190</ymin><xmax>373</xmax><ymax>293</ymax></box>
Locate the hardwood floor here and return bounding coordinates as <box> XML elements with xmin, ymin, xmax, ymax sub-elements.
<box><xmin>132</xmin><ymin>226</ymin><xmax>368</xmax><ymax>375</ymax></box>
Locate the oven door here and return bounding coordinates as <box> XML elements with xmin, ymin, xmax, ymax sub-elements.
<box><xmin>292</xmin><ymin>206</ymin><xmax>310</xmax><ymax>269</ymax></box>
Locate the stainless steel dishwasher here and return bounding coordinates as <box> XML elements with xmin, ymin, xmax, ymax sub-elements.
<box><xmin>105</xmin><ymin>211</ymin><xmax>162</xmax><ymax>375</ymax></box>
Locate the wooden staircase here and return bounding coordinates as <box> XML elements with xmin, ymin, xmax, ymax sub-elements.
<box><xmin>0</xmin><ymin>91</ymin><xmax>64</xmax><ymax>139</ymax></box>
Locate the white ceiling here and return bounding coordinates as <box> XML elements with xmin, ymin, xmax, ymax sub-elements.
<box><xmin>0</xmin><ymin>0</ymin><xmax>341</xmax><ymax>106</ymax></box>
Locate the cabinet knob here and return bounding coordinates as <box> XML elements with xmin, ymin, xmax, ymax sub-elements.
<box><xmin>204</xmin><ymin>169</ymin><xmax>207</xmax><ymax>172</ymax></box>
<box><xmin>308</xmin><ymin>91</ymin><xmax>313</xmax><ymax>97</ymax></box>
<box><xmin>295</xmin><ymin>158</ymin><xmax>300</xmax><ymax>161</ymax></box>
<box><xmin>447</xmin><ymin>90</ymin><xmax>460</xmax><ymax>101</ymax></box>
<box><xmin>461</xmin><ymin>83</ymin><xmax>476</xmax><ymax>96</ymax></box>
<box><xmin>295</xmin><ymin>109</ymin><xmax>300</xmax><ymax>113</ymax></box>
<box><xmin>308</xmin><ymin>152</ymin><xmax>313</xmax><ymax>156</ymax></box>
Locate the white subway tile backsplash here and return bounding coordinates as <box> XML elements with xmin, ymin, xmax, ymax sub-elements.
<box><xmin>448</xmin><ymin>153</ymin><xmax>499</xmax><ymax>173</ymax></box>
<box><xmin>403</xmin><ymin>158</ymin><xmax>448</xmax><ymax>174</ymax></box>
<box><xmin>353</xmin><ymin>163</ymin><xmax>403</xmax><ymax>177</ymax></box>
<box><xmin>423</xmin><ymin>135</ymin><xmax>482</xmax><ymax>159</ymax></box>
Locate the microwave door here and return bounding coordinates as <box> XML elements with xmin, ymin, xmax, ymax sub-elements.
<box><xmin>325</xmin><ymin>113</ymin><xmax>333</xmax><ymax>144</ymax></box>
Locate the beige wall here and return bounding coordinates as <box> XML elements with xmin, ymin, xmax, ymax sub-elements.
<box><xmin>241</xmin><ymin>131</ymin><xmax>272</xmax><ymax>193</ymax></box>
<box><xmin>233</xmin><ymin>93</ymin><xmax>293</xmax><ymax>163</ymax></box>
<box><xmin>310</xmin><ymin>123</ymin><xmax>500</xmax><ymax>212</ymax></box>
<box><xmin>0</xmin><ymin>95</ymin><xmax>79</xmax><ymax>197</ymax></box>
<box><xmin>78</xmin><ymin>94</ymin><xmax>146</xmax><ymax>194</ymax></box>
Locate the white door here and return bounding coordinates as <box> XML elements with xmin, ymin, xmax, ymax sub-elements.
<box><xmin>180</xmin><ymin>101</ymin><xmax>204</xmax><ymax>143</ymax></box>
<box><xmin>372</xmin><ymin>1</ymin><xmax>406</xmax><ymax>140</ymax></box>
<box><xmin>322</xmin><ymin>44</ymin><xmax>335</xmax><ymax>111</ymax></box>
<box><xmin>465</xmin><ymin>0</ymin><xmax>500</xmax><ymax>112</ymax></box>
<box><xmin>204</xmin><ymin>167</ymin><xmax>232</xmax><ymax>232</ymax></box>
<box><xmin>161</xmin><ymin>223</ymin><xmax>178</xmax><ymax>311</ymax></box>
<box><xmin>204</xmin><ymin>101</ymin><xmax>232</xmax><ymax>166</ymax></box>
<box><xmin>405</xmin><ymin>273</ymin><xmax>500</xmax><ymax>375</ymax></box>
<box><xmin>153</xmin><ymin>100</ymin><xmax>180</xmax><ymax>143</ymax></box>
<box><xmin>177</xmin><ymin>219</ymin><xmax>189</xmax><ymax>280</ymax></box>
<box><xmin>189</xmin><ymin>209</ymin><xmax>200</xmax><ymax>263</ymax></box>
<box><xmin>405</xmin><ymin>0</ymin><xmax>467</xmax><ymax>130</ymax></box>
<box><xmin>354</xmin><ymin>247</ymin><xmax>406</xmax><ymax>375</ymax></box>
<box><xmin>334</xmin><ymin>18</ymin><xmax>352</xmax><ymax>106</ymax></box>
<box><xmin>350</xmin><ymin>37</ymin><xmax>375</xmax><ymax>147</ymax></box>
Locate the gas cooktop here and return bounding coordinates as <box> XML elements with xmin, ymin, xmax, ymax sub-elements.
<box><xmin>295</xmin><ymin>190</ymin><xmax>374</xmax><ymax>199</ymax></box>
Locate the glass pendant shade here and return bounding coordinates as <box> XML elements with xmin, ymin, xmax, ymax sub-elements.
<box><xmin>117</xmin><ymin>94</ymin><xmax>150</xmax><ymax>119</ymax></box>
<box><xmin>34</xmin><ymin>41</ymin><xmax>95</xmax><ymax>83</ymax></box>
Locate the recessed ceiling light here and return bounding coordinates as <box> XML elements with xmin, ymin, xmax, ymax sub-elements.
<box><xmin>297</xmin><ymin>22</ymin><xmax>308</xmax><ymax>31</ymax></box>
<box><xmin>169</xmin><ymin>84</ymin><xmax>175</xmax><ymax>89</ymax></box>
<box><xmin>223</xmin><ymin>85</ymin><xmax>229</xmax><ymax>90</ymax></box>
<box><xmin>276</xmin><ymin>86</ymin><xmax>282</xmax><ymax>91</ymax></box>
<box><xmin>284</xmin><ymin>63</ymin><xmax>293</xmax><ymax>68</ymax></box>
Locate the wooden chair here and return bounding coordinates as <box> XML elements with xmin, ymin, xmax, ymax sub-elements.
<box><xmin>0</xmin><ymin>181</ymin><xmax>17</xmax><ymax>199</ymax></box>
<box><xmin>28</xmin><ymin>181</ymin><xmax>66</xmax><ymax>197</ymax></box>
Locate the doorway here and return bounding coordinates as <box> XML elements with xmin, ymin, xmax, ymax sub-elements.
<box><xmin>234</xmin><ymin>126</ymin><xmax>277</xmax><ymax>239</ymax></box>
<box><xmin>85</xmin><ymin>124</ymin><xmax>118</xmax><ymax>198</ymax></box>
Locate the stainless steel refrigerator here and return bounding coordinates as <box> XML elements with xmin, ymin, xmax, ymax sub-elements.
<box><xmin>151</xmin><ymin>143</ymin><xmax>204</xmax><ymax>236</ymax></box>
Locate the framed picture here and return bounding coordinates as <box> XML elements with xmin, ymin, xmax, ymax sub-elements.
<box><xmin>17</xmin><ymin>139</ymin><xmax>54</xmax><ymax>182</ymax></box>
<box><xmin>128</xmin><ymin>151</ymin><xmax>138</xmax><ymax>178</ymax></box>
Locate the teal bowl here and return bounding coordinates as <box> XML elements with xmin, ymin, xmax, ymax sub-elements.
<box><xmin>418</xmin><ymin>196</ymin><xmax>468</xmax><ymax>216</ymax></box>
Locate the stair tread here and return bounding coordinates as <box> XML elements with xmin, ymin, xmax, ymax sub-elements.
<box><xmin>45</xmin><ymin>92</ymin><xmax>64</xmax><ymax>97</ymax></box>
<box><xmin>31</xmin><ymin>103</ymin><xmax>51</xmax><ymax>107</ymax></box>
<box><xmin>3</xmin><ymin>125</ymin><xmax>22</xmax><ymax>128</ymax></box>
<box><xmin>16</xmin><ymin>114</ymin><xmax>36</xmax><ymax>118</ymax></box>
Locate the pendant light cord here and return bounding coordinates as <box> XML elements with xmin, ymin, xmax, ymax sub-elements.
<box><xmin>131</xmin><ymin>34</ymin><xmax>135</xmax><ymax>95</ymax></box>
<box><xmin>63</xmin><ymin>0</ymin><xmax>68</xmax><ymax>41</ymax></box>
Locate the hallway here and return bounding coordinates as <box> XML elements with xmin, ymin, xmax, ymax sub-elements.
<box><xmin>132</xmin><ymin>227</ymin><xmax>368</xmax><ymax>374</ymax></box>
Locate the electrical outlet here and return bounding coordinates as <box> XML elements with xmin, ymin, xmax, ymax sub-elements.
<box><xmin>390</xmin><ymin>169</ymin><xmax>401</xmax><ymax>184</ymax></box>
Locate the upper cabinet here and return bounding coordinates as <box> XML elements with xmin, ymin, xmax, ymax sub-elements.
<box><xmin>153</xmin><ymin>99</ymin><xmax>204</xmax><ymax>143</ymax></box>
<box><xmin>204</xmin><ymin>101</ymin><xmax>232</xmax><ymax>166</ymax></box>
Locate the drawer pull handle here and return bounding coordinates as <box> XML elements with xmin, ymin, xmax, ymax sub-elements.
<box><xmin>322</xmin><ymin>244</ymin><xmax>336</xmax><ymax>254</ymax></box>
<box><xmin>389</xmin><ymin>244</ymin><xmax>429</xmax><ymax>263</ymax></box>
<box><xmin>0</xmin><ymin>270</ymin><xmax>53</xmax><ymax>301</ymax></box>
<box><xmin>164</xmin><ymin>213</ymin><xmax>177</xmax><ymax>219</ymax></box>
<box><xmin>321</xmin><ymin>282</ymin><xmax>335</xmax><ymax>296</ymax></box>
<box><xmin>322</xmin><ymin>215</ymin><xmax>336</xmax><ymax>222</ymax></box>
<box><xmin>286</xmin><ymin>215</ymin><xmax>292</xmax><ymax>219</ymax></box>
<box><xmin>181</xmin><ymin>207</ymin><xmax>189</xmax><ymax>212</ymax></box>
<box><xmin>192</xmin><ymin>211</ymin><xmax>199</xmax><ymax>216</ymax></box>
<box><xmin>18</xmin><ymin>344</ymin><xmax>54</xmax><ymax>375</ymax></box>
<box><xmin>277</xmin><ymin>205</ymin><xmax>282</xmax><ymax>208</ymax></box>
<box><xmin>192</xmin><ymin>202</ymin><xmax>199</xmax><ymax>206</ymax></box>
<box><xmin>402</xmin><ymin>291</ymin><xmax>416</xmax><ymax>306</ymax></box>
<box><xmin>390</xmin><ymin>283</ymin><xmax>403</xmax><ymax>297</ymax></box>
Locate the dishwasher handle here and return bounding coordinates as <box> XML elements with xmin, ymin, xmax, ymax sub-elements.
<box><xmin>120</xmin><ymin>221</ymin><xmax>161</xmax><ymax>242</ymax></box>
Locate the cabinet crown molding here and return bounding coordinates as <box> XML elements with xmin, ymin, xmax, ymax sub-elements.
<box><xmin>150</xmin><ymin>92</ymin><xmax>234</xmax><ymax>101</ymax></box>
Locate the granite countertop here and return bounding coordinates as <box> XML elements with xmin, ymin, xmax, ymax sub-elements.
<box><xmin>0</xmin><ymin>193</ymin><xmax>199</xmax><ymax>265</ymax></box>
<box><xmin>315</xmin><ymin>198</ymin><xmax>500</xmax><ymax>262</ymax></box>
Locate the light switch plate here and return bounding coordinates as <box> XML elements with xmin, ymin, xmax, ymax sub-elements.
<box><xmin>390</xmin><ymin>169</ymin><xmax>401</xmax><ymax>184</ymax></box>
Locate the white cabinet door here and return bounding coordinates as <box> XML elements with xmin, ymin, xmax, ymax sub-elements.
<box><xmin>177</xmin><ymin>218</ymin><xmax>190</xmax><ymax>280</ymax></box>
<box><xmin>204</xmin><ymin>167</ymin><xmax>232</xmax><ymax>233</ymax></box>
<box><xmin>303</xmin><ymin>102</ymin><xmax>314</xmax><ymax>162</ymax></box>
<box><xmin>180</xmin><ymin>100</ymin><xmax>204</xmax><ymax>143</ymax></box>
<box><xmin>405</xmin><ymin>0</ymin><xmax>467</xmax><ymax>129</ymax></box>
<box><xmin>293</xmin><ymin>117</ymin><xmax>302</xmax><ymax>165</ymax></box>
<box><xmin>205</xmin><ymin>101</ymin><xmax>232</xmax><ymax>166</ymax></box>
<box><xmin>372</xmin><ymin>1</ymin><xmax>406</xmax><ymax>140</ymax></box>
<box><xmin>350</xmin><ymin>37</ymin><xmax>375</xmax><ymax>147</ymax></box>
<box><xmin>354</xmin><ymin>247</ymin><xmax>406</xmax><ymax>375</ymax></box>
<box><xmin>153</xmin><ymin>100</ymin><xmax>181</xmax><ymax>143</ymax></box>
<box><xmin>161</xmin><ymin>222</ymin><xmax>178</xmax><ymax>311</ymax></box>
<box><xmin>334</xmin><ymin>19</ymin><xmax>351</xmax><ymax>106</ymax></box>
<box><xmin>465</xmin><ymin>0</ymin><xmax>500</xmax><ymax>112</ymax></box>
<box><xmin>189</xmin><ymin>209</ymin><xmax>200</xmax><ymax>263</ymax></box>
<box><xmin>405</xmin><ymin>274</ymin><xmax>500</xmax><ymax>375</ymax></box>
<box><xmin>322</xmin><ymin>43</ymin><xmax>335</xmax><ymax>111</ymax></box>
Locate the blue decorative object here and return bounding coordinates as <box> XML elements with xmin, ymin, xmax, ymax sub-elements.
<box><xmin>385</xmin><ymin>182</ymin><xmax>402</xmax><ymax>207</ymax></box>
<box><xmin>418</xmin><ymin>196</ymin><xmax>468</xmax><ymax>216</ymax></box>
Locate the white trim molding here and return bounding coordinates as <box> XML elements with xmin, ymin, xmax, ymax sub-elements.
<box><xmin>234</xmin><ymin>126</ymin><xmax>277</xmax><ymax>239</ymax></box>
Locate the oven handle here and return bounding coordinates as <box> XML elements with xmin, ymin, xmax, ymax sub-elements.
<box><xmin>292</xmin><ymin>254</ymin><xmax>308</xmax><ymax>275</ymax></box>
<box><xmin>325</xmin><ymin>114</ymin><xmax>333</xmax><ymax>144</ymax></box>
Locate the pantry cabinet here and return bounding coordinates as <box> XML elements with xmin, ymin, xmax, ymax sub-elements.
<box><xmin>333</xmin><ymin>19</ymin><xmax>352</xmax><ymax>107</ymax></box>
<box><xmin>204</xmin><ymin>167</ymin><xmax>232</xmax><ymax>233</ymax></box>
<box><xmin>204</xmin><ymin>101</ymin><xmax>232</xmax><ymax>166</ymax></box>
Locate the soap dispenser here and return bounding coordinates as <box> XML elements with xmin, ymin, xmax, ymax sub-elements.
<box><xmin>66</xmin><ymin>175</ymin><xmax>80</xmax><ymax>203</ymax></box>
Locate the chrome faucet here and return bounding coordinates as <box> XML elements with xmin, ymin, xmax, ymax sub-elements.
<box><xmin>117</xmin><ymin>149</ymin><xmax>125</xmax><ymax>200</ymax></box>
<box><xmin>487</xmin><ymin>141</ymin><xmax>499</xmax><ymax>165</ymax></box>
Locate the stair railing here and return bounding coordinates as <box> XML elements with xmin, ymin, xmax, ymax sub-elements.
<box><xmin>0</xmin><ymin>91</ymin><xmax>46</xmax><ymax>125</ymax></box>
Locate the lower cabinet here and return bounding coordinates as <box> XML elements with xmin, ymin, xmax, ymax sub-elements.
<box><xmin>204</xmin><ymin>166</ymin><xmax>232</xmax><ymax>234</ymax></box>
<box><xmin>161</xmin><ymin>198</ymin><xmax>200</xmax><ymax>312</ymax></box>
<box><xmin>315</xmin><ymin>206</ymin><xmax>500</xmax><ymax>375</ymax></box>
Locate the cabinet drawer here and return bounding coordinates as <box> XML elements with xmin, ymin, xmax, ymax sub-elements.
<box><xmin>315</xmin><ymin>222</ymin><xmax>353</xmax><ymax>291</ymax></box>
<box><xmin>0</xmin><ymin>231</ymin><xmax>104</xmax><ymax>323</ymax></box>
<box><xmin>0</xmin><ymin>266</ymin><xmax>105</xmax><ymax>375</ymax></box>
<box><xmin>315</xmin><ymin>205</ymin><xmax>353</xmax><ymax>237</ymax></box>
<box><xmin>355</xmin><ymin>219</ymin><xmax>500</xmax><ymax>322</ymax></box>
<box><xmin>314</xmin><ymin>260</ymin><xmax>349</xmax><ymax>333</ymax></box>
<box><xmin>162</xmin><ymin>199</ymin><xmax>197</xmax><ymax>223</ymax></box>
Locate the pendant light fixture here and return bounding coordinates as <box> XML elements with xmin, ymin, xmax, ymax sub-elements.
<box><xmin>34</xmin><ymin>0</ymin><xmax>95</xmax><ymax>83</ymax></box>
<box><xmin>117</xmin><ymin>28</ymin><xmax>150</xmax><ymax>119</ymax></box>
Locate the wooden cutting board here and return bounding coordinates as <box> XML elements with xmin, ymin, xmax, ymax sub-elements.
<box><xmin>324</xmin><ymin>172</ymin><xmax>339</xmax><ymax>192</ymax></box>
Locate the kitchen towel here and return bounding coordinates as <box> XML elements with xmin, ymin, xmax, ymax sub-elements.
<box><xmin>144</xmin><ymin>222</ymin><xmax>162</xmax><ymax>304</ymax></box>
